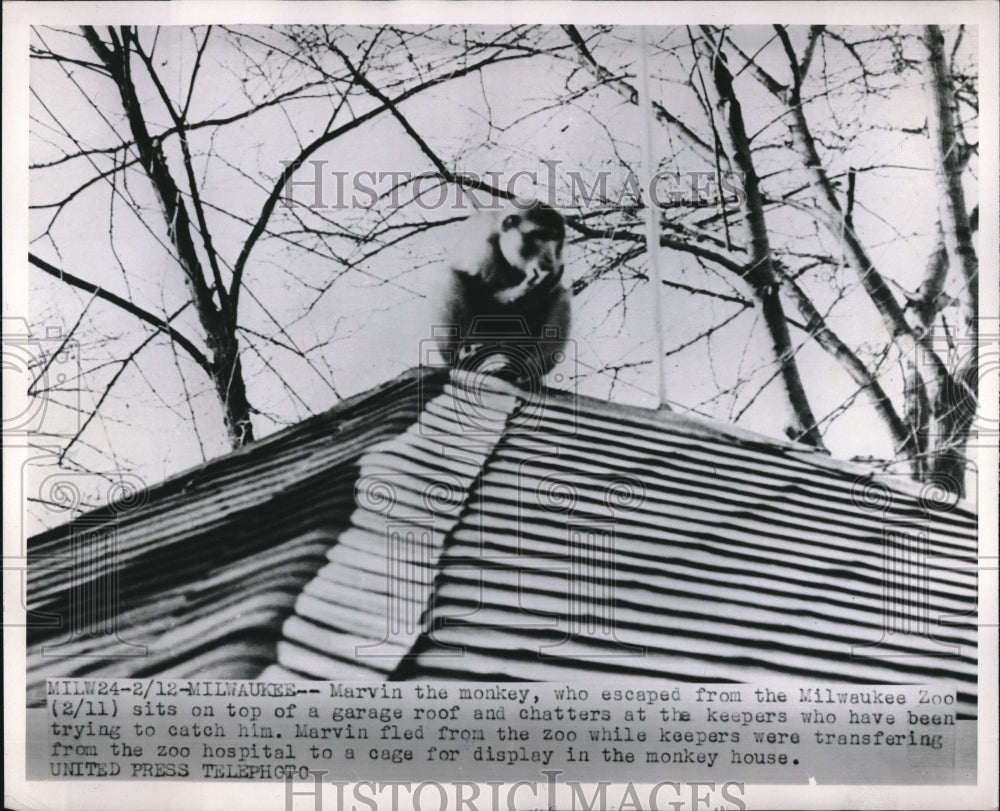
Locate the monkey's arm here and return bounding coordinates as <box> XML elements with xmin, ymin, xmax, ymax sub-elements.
<box><xmin>492</xmin><ymin>261</ymin><xmax>564</xmax><ymax>305</ymax></box>
<box><xmin>492</xmin><ymin>274</ymin><xmax>535</xmax><ymax>304</ymax></box>
<box><xmin>523</xmin><ymin>283</ymin><xmax>571</xmax><ymax>379</ymax></box>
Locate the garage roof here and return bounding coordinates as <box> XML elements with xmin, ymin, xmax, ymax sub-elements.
<box><xmin>27</xmin><ymin>368</ymin><xmax>978</xmax><ymax>716</ymax></box>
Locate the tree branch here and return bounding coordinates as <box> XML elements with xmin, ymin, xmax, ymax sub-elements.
<box><xmin>775</xmin><ymin>263</ymin><xmax>912</xmax><ymax>454</ymax></box>
<box><xmin>84</xmin><ymin>25</ymin><xmax>255</xmax><ymax>446</ymax></box>
<box><xmin>923</xmin><ymin>25</ymin><xmax>978</xmax><ymax>342</ymax></box>
<box><xmin>768</xmin><ymin>24</ymin><xmax>951</xmax><ymax>402</ymax></box>
<box><xmin>227</xmin><ymin>47</ymin><xmax>535</xmax><ymax>313</ymax></box>
<box><xmin>29</xmin><ymin>252</ymin><xmax>211</xmax><ymax>374</ymax></box>
<box><xmin>130</xmin><ymin>30</ymin><xmax>231</xmax><ymax>323</ymax></box>
<box><xmin>82</xmin><ymin>26</ymin><xmax>219</xmax><ymax>331</ymax></box>
<box><xmin>697</xmin><ymin>27</ymin><xmax>826</xmax><ymax>450</ymax></box>
<box><xmin>563</xmin><ymin>25</ymin><xmax>714</xmax><ymax>159</ymax></box>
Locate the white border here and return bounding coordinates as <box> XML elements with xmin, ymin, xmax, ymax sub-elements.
<box><xmin>4</xmin><ymin>3</ymin><xmax>997</xmax><ymax>809</ymax></box>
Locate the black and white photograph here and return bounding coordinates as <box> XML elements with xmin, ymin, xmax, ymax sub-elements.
<box><xmin>4</xmin><ymin>2</ymin><xmax>998</xmax><ymax>809</ymax></box>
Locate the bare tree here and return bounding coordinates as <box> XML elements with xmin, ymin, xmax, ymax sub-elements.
<box><xmin>561</xmin><ymin>24</ymin><xmax>979</xmax><ymax>495</ymax></box>
<box><xmin>29</xmin><ymin>24</ymin><xmax>552</xmax><ymax>463</ymax></box>
<box><xmin>28</xmin><ymin>23</ymin><xmax>979</xmax><ymax>528</ymax></box>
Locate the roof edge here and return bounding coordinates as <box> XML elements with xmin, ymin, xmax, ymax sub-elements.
<box><xmin>511</xmin><ymin>373</ymin><xmax>978</xmax><ymax>517</ymax></box>
<box><xmin>31</xmin><ymin>364</ymin><xmax>976</xmax><ymax>542</ymax></box>
<box><xmin>29</xmin><ymin>366</ymin><xmax>443</xmax><ymax>543</ymax></box>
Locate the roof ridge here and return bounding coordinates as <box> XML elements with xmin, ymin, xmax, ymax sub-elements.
<box><xmin>31</xmin><ymin>364</ymin><xmax>975</xmax><ymax>544</ymax></box>
<box><xmin>273</xmin><ymin>376</ymin><xmax>520</xmax><ymax>679</ymax></box>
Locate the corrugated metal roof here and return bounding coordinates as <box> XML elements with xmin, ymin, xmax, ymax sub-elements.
<box><xmin>28</xmin><ymin>368</ymin><xmax>978</xmax><ymax>716</ymax></box>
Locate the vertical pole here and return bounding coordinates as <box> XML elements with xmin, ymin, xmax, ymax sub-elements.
<box><xmin>637</xmin><ymin>26</ymin><xmax>669</xmax><ymax>408</ymax></box>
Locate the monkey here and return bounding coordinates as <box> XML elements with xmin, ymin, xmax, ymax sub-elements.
<box><xmin>433</xmin><ymin>200</ymin><xmax>572</xmax><ymax>389</ymax></box>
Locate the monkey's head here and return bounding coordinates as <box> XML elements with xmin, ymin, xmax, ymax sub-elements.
<box><xmin>492</xmin><ymin>201</ymin><xmax>565</xmax><ymax>291</ymax></box>
<box><xmin>439</xmin><ymin>200</ymin><xmax>571</xmax><ymax>384</ymax></box>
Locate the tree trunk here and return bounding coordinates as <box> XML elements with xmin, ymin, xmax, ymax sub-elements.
<box><xmin>920</xmin><ymin>25</ymin><xmax>978</xmax><ymax>497</ymax></box>
<box><xmin>697</xmin><ymin>32</ymin><xmax>826</xmax><ymax>450</ymax></box>
<box><xmin>83</xmin><ymin>26</ymin><xmax>255</xmax><ymax>447</ymax></box>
